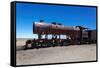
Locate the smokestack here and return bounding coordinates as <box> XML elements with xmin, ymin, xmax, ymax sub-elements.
<box><xmin>40</xmin><ymin>20</ymin><xmax>44</xmax><ymax>22</ymax></box>
<box><xmin>33</xmin><ymin>22</ymin><xmax>35</xmax><ymax>34</ymax></box>
<box><xmin>52</xmin><ymin>22</ymin><xmax>56</xmax><ymax>25</ymax></box>
<box><xmin>57</xmin><ymin>23</ymin><xmax>62</xmax><ymax>25</ymax></box>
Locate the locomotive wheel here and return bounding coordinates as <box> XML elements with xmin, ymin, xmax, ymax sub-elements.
<box><xmin>23</xmin><ymin>40</ymin><xmax>32</xmax><ymax>50</ymax></box>
<box><xmin>23</xmin><ymin>44</ymin><xmax>28</xmax><ymax>50</ymax></box>
<box><xmin>31</xmin><ymin>43</ymin><xmax>35</xmax><ymax>49</ymax></box>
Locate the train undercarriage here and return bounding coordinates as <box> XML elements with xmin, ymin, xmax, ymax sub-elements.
<box><xmin>23</xmin><ymin>36</ymin><xmax>96</xmax><ymax>50</ymax></box>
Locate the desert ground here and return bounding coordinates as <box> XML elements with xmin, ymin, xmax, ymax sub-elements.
<box><xmin>16</xmin><ymin>38</ymin><xmax>97</xmax><ymax>65</ymax></box>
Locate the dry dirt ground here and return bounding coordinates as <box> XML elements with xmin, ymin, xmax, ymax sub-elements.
<box><xmin>16</xmin><ymin>39</ymin><xmax>97</xmax><ymax>65</ymax></box>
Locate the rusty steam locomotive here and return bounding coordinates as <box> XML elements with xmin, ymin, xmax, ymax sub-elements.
<box><xmin>24</xmin><ymin>20</ymin><xmax>97</xmax><ymax>49</ymax></box>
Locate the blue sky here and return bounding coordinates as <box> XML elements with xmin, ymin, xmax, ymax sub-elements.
<box><xmin>16</xmin><ymin>3</ymin><xmax>97</xmax><ymax>38</ymax></box>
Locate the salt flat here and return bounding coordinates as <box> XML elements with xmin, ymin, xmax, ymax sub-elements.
<box><xmin>16</xmin><ymin>44</ymin><xmax>97</xmax><ymax>65</ymax></box>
